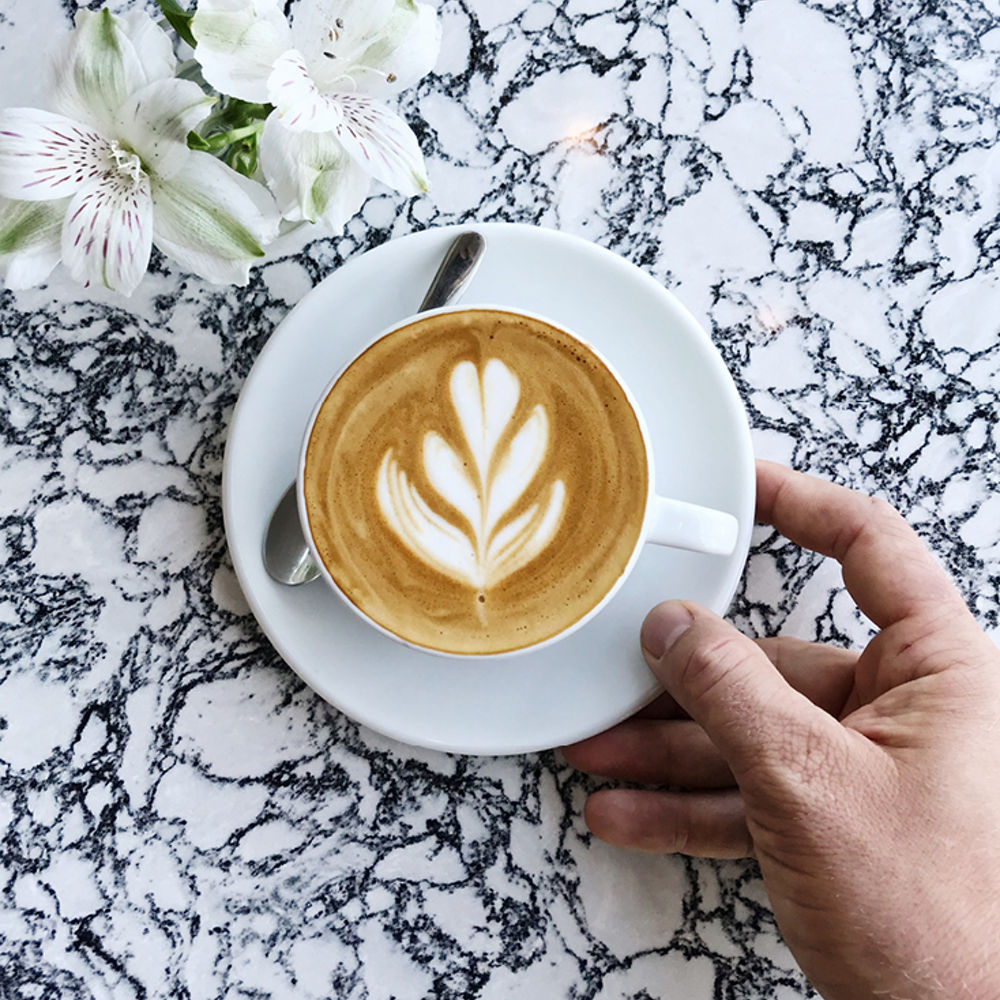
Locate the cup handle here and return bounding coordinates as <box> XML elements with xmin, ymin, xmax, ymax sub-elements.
<box><xmin>647</xmin><ymin>495</ymin><xmax>740</xmax><ymax>556</ymax></box>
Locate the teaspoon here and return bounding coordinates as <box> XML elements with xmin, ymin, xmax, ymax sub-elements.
<box><xmin>263</xmin><ymin>231</ymin><xmax>487</xmax><ymax>585</ymax></box>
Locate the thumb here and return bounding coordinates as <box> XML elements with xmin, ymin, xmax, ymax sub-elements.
<box><xmin>641</xmin><ymin>601</ymin><xmax>846</xmax><ymax>784</ymax></box>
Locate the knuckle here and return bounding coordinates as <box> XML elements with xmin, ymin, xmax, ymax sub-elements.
<box><xmin>866</xmin><ymin>494</ymin><xmax>900</xmax><ymax>523</ymax></box>
<box><xmin>862</xmin><ymin>494</ymin><xmax>910</xmax><ymax>537</ymax></box>
<box><xmin>886</xmin><ymin>623</ymin><xmax>944</xmax><ymax>675</ymax></box>
<box><xmin>676</xmin><ymin>631</ymin><xmax>754</xmax><ymax>705</ymax></box>
<box><xmin>839</xmin><ymin>494</ymin><xmax>905</xmax><ymax>552</ymax></box>
<box><xmin>876</xmin><ymin>615</ymin><xmax>981</xmax><ymax>685</ymax></box>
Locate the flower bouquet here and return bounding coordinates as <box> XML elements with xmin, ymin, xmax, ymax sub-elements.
<box><xmin>0</xmin><ymin>0</ymin><xmax>441</xmax><ymax>296</ymax></box>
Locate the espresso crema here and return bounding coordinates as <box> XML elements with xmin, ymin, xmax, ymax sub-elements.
<box><xmin>303</xmin><ymin>309</ymin><xmax>649</xmax><ymax>655</ymax></box>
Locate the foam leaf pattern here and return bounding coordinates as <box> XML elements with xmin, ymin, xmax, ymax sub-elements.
<box><xmin>375</xmin><ymin>452</ymin><xmax>478</xmax><ymax>583</ymax></box>
<box><xmin>376</xmin><ymin>359</ymin><xmax>566</xmax><ymax>590</ymax></box>
<box><xmin>450</xmin><ymin>359</ymin><xmax>518</xmax><ymax>482</ymax></box>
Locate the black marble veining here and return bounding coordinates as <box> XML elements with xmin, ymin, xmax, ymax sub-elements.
<box><xmin>1</xmin><ymin>0</ymin><xmax>998</xmax><ymax>996</ymax></box>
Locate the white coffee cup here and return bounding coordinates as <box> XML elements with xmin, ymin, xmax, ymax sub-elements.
<box><xmin>297</xmin><ymin>306</ymin><xmax>740</xmax><ymax>659</ymax></box>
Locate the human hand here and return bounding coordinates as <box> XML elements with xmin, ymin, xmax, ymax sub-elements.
<box><xmin>563</xmin><ymin>460</ymin><xmax>1000</xmax><ymax>1000</ymax></box>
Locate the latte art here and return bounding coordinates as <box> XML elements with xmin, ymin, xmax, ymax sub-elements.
<box><xmin>376</xmin><ymin>358</ymin><xmax>566</xmax><ymax>591</ymax></box>
<box><xmin>303</xmin><ymin>309</ymin><xmax>649</xmax><ymax>655</ymax></box>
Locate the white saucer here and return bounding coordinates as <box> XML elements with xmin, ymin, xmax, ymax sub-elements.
<box><xmin>222</xmin><ymin>224</ymin><xmax>755</xmax><ymax>755</ymax></box>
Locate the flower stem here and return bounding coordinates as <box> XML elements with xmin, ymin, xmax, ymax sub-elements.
<box><xmin>196</xmin><ymin>121</ymin><xmax>265</xmax><ymax>151</ymax></box>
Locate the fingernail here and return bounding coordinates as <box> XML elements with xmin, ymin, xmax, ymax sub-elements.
<box><xmin>641</xmin><ymin>601</ymin><xmax>694</xmax><ymax>659</ymax></box>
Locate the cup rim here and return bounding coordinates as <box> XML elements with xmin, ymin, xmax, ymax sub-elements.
<box><xmin>296</xmin><ymin>303</ymin><xmax>659</xmax><ymax>660</ymax></box>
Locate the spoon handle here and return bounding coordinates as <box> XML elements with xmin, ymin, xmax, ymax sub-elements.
<box><xmin>264</xmin><ymin>230</ymin><xmax>486</xmax><ymax>586</ymax></box>
<box><xmin>418</xmin><ymin>231</ymin><xmax>486</xmax><ymax>312</ymax></box>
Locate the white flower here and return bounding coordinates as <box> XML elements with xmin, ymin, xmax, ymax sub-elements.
<box><xmin>191</xmin><ymin>0</ymin><xmax>441</xmax><ymax>229</ymax></box>
<box><xmin>0</xmin><ymin>9</ymin><xmax>280</xmax><ymax>295</ymax></box>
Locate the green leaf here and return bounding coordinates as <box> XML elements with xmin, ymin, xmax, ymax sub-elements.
<box><xmin>193</xmin><ymin>97</ymin><xmax>270</xmax><ymax>139</ymax></box>
<box><xmin>186</xmin><ymin>96</ymin><xmax>271</xmax><ymax>178</ymax></box>
<box><xmin>155</xmin><ymin>0</ymin><xmax>198</xmax><ymax>50</ymax></box>
<box><xmin>226</xmin><ymin>140</ymin><xmax>258</xmax><ymax>179</ymax></box>
<box><xmin>186</xmin><ymin>131</ymin><xmax>213</xmax><ymax>152</ymax></box>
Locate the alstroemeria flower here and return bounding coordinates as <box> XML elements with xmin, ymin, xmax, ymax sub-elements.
<box><xmin>0</xmin><ymin>9</ymin><xmax>280</xmax><ymax>295</ymax></box>
<box><xmin>191</xmin><ymin>0</ymin><xmax>441</xmax><ymax>229</ymax></box>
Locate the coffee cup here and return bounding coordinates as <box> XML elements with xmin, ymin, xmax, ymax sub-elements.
<box><xmin>297</xmin><ymin>306</ymin><xmax>739</xmax><ymax>658</ymax></box>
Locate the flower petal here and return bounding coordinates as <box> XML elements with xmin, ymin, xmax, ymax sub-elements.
<box><xmin>114</xmin><ymin>79</ymin><xmax>214</xmax><ymax>181</ymax></box>
<box><xmin>60</xmin><ymin>172</ymin><xmax>153</xmax><ymax>296</ymax></box>
<box><xmin>259</xmin><ymin>110</ymin><xmax>370</xmax><ymax>227</ymax></box>
<box><xmin>50</xmin><ymin>10</ymin><xmax>168</xmax><ymax>135</ymax></box>
<box><xmin>266</xmin><ymin>60</ymin><xmax>428</xmax><ymax>193</ymax></box>
<box><xmin>151</xmin><ymin>150</ymin><xmax>280</xmax><ymax>286</ymax></box>
<box><xmin>191</xmin><ymin>0</ymin><xmax>292</xmax><ymax>104</ymax></box>
<box><xmin>0</xmin><ymin>196</ymin><xmax>65</xmax><ymax>290</ymax></box>
<box><xmin>289</xmin><ymin>0</ymin><xmax>392</xmax><ymax>81</ymax></box>
<box><xmin>292</xmin><ymin>0</ymin><xmax>440</xmax><ymax>96</ymax></box>
<box><xmin>356</xmin><ymin>0</ymin><xmax>441</xmax><ymax>96</ymax></box>
<box><xmin>268</xmin><ymin>50</ymin><xmax>344</xmax><ymax>132</ymax></box>
<box><xmin>117</xmin><ymin>11</ymin><xmax>177</xmax><ymax>84</ymax></box>
<box><xmin>333</xmin><ymin>93</ymin><xmax>429</xmax><ymax>195</ymax></box>
<box><xmin>0</xmin><ymin>109</ymin><xmax>110</xmax><ymax>202</ymax></box>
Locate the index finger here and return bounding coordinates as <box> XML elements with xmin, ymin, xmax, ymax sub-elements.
<box><xmin>755</xmin><ymin>460</ymin><xmax>966</xmax><ymax>628</ymax></box>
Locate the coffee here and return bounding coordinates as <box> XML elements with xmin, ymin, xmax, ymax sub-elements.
<box><xmin>303</xmin><ymin>309</ymin><xmax>649</xmax><ymax>655</ymax></box>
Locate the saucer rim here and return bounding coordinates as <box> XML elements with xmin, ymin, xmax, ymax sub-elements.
<box><xmin>222</xmin><ymin>222</ymin><xmax>756</xmax><ymax>755</ymax></box>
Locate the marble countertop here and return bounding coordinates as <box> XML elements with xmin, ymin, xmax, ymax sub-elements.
<box><xmin>2</xmin><ymin>0</ymin><xmax>999</xmax><ymax>996</ymax></box>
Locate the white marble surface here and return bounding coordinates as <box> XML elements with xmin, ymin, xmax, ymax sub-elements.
<box><xmin>1</xmin><ymin>0</ymin><xmax>999</xmax><ymax>996</ymax></box>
